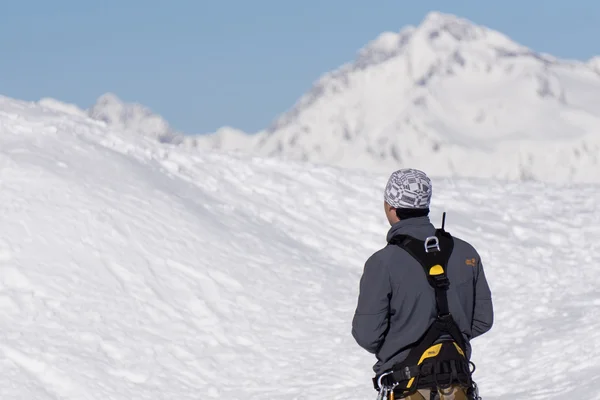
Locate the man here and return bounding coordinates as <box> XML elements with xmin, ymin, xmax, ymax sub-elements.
<box><xmin>352</xmin><ymin>168</ymin><xmax>493</xmax><ymax>400</ymax></box>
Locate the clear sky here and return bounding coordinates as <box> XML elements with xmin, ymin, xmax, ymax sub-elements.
<box><xmin>1</xmin><ymin>0</ymin><xmax>599</xmax><ymax>134</ymax></box>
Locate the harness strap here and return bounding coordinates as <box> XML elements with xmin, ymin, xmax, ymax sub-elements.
<box><xmin>373</xmin><ymin>228</ymin><xmax>473</xmax><ymax>395</ymax></box>
<box><xmin>387</xmin><ymin>229</ymin><xmax>467</xmax><ymax>354</ymax></box>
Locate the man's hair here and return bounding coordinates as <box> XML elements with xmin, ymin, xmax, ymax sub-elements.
<box><xmin>395</xmin><ymin>207</ymin><xmax>430</xmax><ymax>220</ymax></box>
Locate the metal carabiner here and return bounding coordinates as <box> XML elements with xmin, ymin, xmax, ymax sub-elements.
<box><xmin>389</xmin><ymin>383</ymin><xmax>398</xmax><ymax>400</ymax></box>
<box><xmin>376</xmin><ymin>371</ymin><xmax>393</xmax><ymax>390</ymax></box>
<box><xmin>375</xmin><ymin>371</ymin><xmax>395</xmax><ymax>400</ymax></box>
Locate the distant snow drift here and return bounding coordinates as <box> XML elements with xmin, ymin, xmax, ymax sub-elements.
<box><xmin>1</xmin><ymin>95</ymin><xmax>600</xmax><ymax>400</ymax></box>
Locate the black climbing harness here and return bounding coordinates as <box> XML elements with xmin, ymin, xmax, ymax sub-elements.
<box><xmin>372</xmin><ymin>213</ymin><xmax>482</xmax><ymax>400</ymax></box>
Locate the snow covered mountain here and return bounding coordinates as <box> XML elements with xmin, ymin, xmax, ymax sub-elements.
<box><xmin>2</xmin><ymin>94</ymin><xmax>600</xmax><ymax>399</ymax></box>
<box><xmin>87</xmin><ymin>93</ymin><xmax>184</xmax><ymax>144</ymax></box>
<box><xmin>38</xmin><ymin>92</ymin><xmax>252</xmax><ymax>152</ymax></box>
<box><xmin>193</xmin><ymin>11</ymin><xmax>600</xmax><ymax>183</ymax></box>
<box><xmin>31</xmin><ymin>11</ymin><xmax>600</xmax><ymax>183</ymax></box>
<box><xmin>38</xmin><ymin>92</ymin><xmax>186</xmax><ymax>144</ymax></box>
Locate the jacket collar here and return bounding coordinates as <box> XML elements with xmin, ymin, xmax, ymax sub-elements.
<box><xmin>386</xmin><ymin>216</ymin><xmax>436</xmax><ymax>243</ymax></box>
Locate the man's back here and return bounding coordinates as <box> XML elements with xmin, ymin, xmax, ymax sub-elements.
<box><xmin>351</xmin><ymin>215</ymin><xmax>494</xmax><ymax>374</ymax></box>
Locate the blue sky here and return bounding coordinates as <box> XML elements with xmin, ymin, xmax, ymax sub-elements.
<box><xmin>1</xmin><ymin>0</ymin><xmax>599</xmax><ymax>134</ymax></box>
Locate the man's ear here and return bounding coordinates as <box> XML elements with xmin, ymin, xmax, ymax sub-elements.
<box><xmin>385</xmin><ymin>202</ymin><xmax>395</xmax><ymax>213</ymax></box>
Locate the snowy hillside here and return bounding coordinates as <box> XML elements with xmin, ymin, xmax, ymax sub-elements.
<box><xmin>1</xmin><ymin>94</ymin><xmax>600</xmax><ymax>399</ymax></box>
<box><xmin>193</xmin><ymin>11</ymin><xmax>600</xmax><ymax>183</ymax></box>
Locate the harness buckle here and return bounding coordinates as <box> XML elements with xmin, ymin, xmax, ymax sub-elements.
<box><xmin>430</xmin><ymin>274</ymin><xmax>449</xmax><ymax>289</ymax></box>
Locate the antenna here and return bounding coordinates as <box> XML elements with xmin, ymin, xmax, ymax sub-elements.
<box><xmin>441</xmin><ymin>212</ymin><xmax>446</xmax><ymax>230</ymax></box>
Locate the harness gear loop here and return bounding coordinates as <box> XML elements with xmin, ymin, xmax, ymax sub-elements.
<box><xmin>424</xmin><ymin>236</ymin><xmax>440</xmax><ymax>253</ymax></box>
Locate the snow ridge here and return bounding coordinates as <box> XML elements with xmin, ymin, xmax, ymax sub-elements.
<box><xmin>1</xmin><ymin>94</ymin><xmax>600</xmax><ymax>400</ymax></box>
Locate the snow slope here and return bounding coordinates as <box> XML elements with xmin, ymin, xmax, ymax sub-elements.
<box><xmin>191</xmin><ymin>11</ymin><xmax>600</xmax><ymax>183</ymax></box>
<box><xmin>1</xmin><ymin>95</ymin><xmax>600</xmax><ymax>400</ymax></box>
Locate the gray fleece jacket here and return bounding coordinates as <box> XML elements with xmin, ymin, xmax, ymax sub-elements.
<box><xmin>352</xmin><ymin>216</ymin><xmax>494</xmax><ymax>374</ymax></box>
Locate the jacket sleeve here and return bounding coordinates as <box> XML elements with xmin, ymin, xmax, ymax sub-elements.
<box><xmin>471</xmin><ymin>256</ymin><xmax>494</xmax><ymax>339</ymax></box>
<box><xmin>352</xmin><ymin>254</ymin><xmax>392</xmax><ymax>354</ymax></box>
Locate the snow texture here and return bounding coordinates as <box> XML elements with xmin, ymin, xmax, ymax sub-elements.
<box><xmin>1</xmin><ymin>93</ymin><xmax>600</xmax><ymax>400</ymax></box>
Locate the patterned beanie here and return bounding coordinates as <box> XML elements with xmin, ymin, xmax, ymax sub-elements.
<box><xmin>384</xmin><ymin>168</ymin><xmax>432</xmax><ymax>209</ymax></box>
